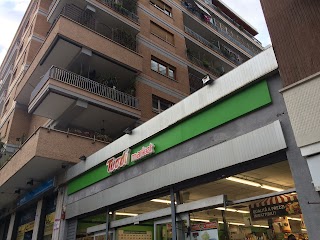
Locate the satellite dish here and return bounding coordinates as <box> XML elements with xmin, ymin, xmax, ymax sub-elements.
<box><xmin>202</xmin><ymin>75</ymin><xmax>213</xmax><ymax>85</ymax></box>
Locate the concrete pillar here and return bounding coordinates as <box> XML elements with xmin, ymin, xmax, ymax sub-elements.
<box><xmin>52</xmin><ymin>188</ymin><xmax>66</xmax><ymax>240</ymax></box>
<box><xmin>280</xmin><ymin>115</ymin><xmax>320</xmax><ymax>239</ymax></box>
<box><xmin>6</xmin><ymin>213</ymin><xmax>16</xmax><ymax>240</ymax></box>
<box><xmin>32</xmin><ymin>199</ymin><xmax>44</xmax><ymax>240</ymax></box>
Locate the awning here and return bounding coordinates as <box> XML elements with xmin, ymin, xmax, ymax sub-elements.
<box><xmin>249</xmin><ymin>194</ymin><xmax>301</xmax><ymax>220</ymax></box>
<box><xmin>250</xmin><ymin>194</ymin><xmax>298</xmax><ymax>208</ymax></box>
<box><xmin>195</xmin><ymin>1</ymin><xmax>211</xmax><ymax>16</ymax></box>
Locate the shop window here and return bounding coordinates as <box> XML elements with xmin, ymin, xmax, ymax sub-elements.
<box><xmin>150</xmin><ymin>0</ymin><xmax>172</xmax><ymax>17</ymax></box>
<box><xmin>151</xmin><ymin>57</ymin><xmax>176</xmax><ymax>80</ymax></box>
<box><xmin>150</xmin><ymin>21</ymin><xmax>174</xmax><ymax>45</ymax></box>
<box><xmin>152</xmin><ymin>95</ymin><xmax>173</xmax><ymax>114</ymax></box>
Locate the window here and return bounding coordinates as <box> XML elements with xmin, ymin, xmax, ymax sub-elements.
<box><xmin>150</xmin><ymin>21</ymin><xmax>174</xmax><ymax>45</ymax></box>
<box><xmin>151</xmin><ymin>58</ymin><xmax>176</xmax><ymax>80</ymax></box>
<box><xmin>150</xmin><ymin>0</ymin><xmax>172</xmax><ymax>17</ymax></box>
<box><xmin>152</xmin><ymin>95</ymin><xmax>173</xmax><ymax>113</ymax></box>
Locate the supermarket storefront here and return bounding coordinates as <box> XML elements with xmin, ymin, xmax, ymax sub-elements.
<box><xmin>61</xmin><ymin>49</ymin><xmax>315</xmax><ymax>240</ymax></box>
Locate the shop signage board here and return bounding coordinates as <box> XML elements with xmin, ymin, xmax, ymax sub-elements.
<box><xmin>106</xmin><ymin>143</ymin><xmax>155</xmax><ymax>173</ymax></box>
<box><xmin>17</xmin><ymin>178</ymin><xmax>55</xmax><ymax>206</ymax></box>
<box><xmin>191</xmin><ymin>221</ymin><xmax>219</xmax><ymax>240</ymax></box>
<box><xmin>249</xmin><ymin>194</ymin><xmax>301</xmax><ymax>220</ymax></box>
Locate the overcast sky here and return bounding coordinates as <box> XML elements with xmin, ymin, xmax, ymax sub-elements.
<box><xmin>0</xmin><ymin>0</ymin><xmax>271</xmax><ymax>67</ymax></box>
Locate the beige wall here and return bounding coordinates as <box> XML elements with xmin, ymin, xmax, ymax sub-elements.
<box><xmin>282</xmin><ymin>72</ymin><xmax>320</xmax><ymax>147</ymax></box>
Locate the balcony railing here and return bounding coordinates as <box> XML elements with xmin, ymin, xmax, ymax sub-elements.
<box><xmin>0</xmin><ymin>89</ymin><xmax>7</xmax><ymax>103</ymax></box>
<box><xmin>45</xmin><ymin>66</ymin><xmax>139</xmax><ymax>109</ymax></box>
<box><xmin>199</xmin><ymin>0</ymin><xmax>261</xmax><ymax>45</ymax></box>
<box><xmin>185</xmin><ymin>26</ymin><xmax>242</xmax><ymax>65</ymax></box>
<box><xmin>189</xmin><ymin>73</ymin><xmax>204</xmax><ymax>93</ymax></box>
<box><xmin>96</xmin><ymin>0</ymin><xmax>139</xmax><ymax>23</ymax></box>
<box><xmin>181</xmin><ymin>1</ymin><xmax>256</xmax><ymax>56</ymax></box>
<box><xmin>187</xmin><ymin>53</ymin><xmax>222</xmax><ymax>77</ymax></box>
<box><xmin>61</xmin><ymin>4</ymin><xmax>137</xmax><ymax>51</ymax></box>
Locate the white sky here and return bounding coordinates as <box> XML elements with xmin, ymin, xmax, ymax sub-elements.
<box><xmin>0</xmin><ymin>0</ymin><xmax>271</xmax><ymax>67</ymax></box>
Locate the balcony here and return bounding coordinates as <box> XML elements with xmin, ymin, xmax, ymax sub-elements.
<box><xmin>49</xmin><ymin>0</ymin><xmax>138</xmax><ymax>27</ymax></box>
<box><xmin>58</xmin><ymin>4</ymin><xmax>138</xmax><ymax>51</ymax></box>
<box><xmin>189</xmin><ymin>73</ymin><xmax>205</xmax><ymax>93</ymax></box>
<box><xmin>181</xmin><ymin>0</ymin><xmax>257</xmax><ymax>56</ymax></box>
<box><xmin>29</xmin><ymin>66</ymin><xmax>140</xmax><ymax>138</ymax></box>
<box><xmin>198</xmin><ymin>0</ymin><xmax>262</xmax><ymax>45</ymax></box>
<box><xmin>186</xmin><ymin>52</ymin><xmax>224</xmax><ymax>77</ymax></box>
<box><xmin>185</xmin><ymin>26</ymin><xmax>243</xmax><ymax>66</ymax></box>
<box><xmin>0</xmin><ymin>127</ymin><xmax>107</xmax><ymax>208</ymax></box>
<box><xmin>15</xmin><ymin>13</ymin><xmax>142</xmax><ymax>107</ymax></box>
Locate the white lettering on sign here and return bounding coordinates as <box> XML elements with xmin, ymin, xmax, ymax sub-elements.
<box><xmin>131</xmin><ymin>143</ymin><xmax>155</xmax><ymax>162</ymax></box>
<box><xmin>106</xmin><ymin>149</ymin><xmax>131</xmax><ymax>173</ymax></box>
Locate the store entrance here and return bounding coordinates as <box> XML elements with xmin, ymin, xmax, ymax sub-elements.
<box><xmin>154</xmin><ymin>214</ymin><xmax>189</xmax><ymax>240</ymax></box>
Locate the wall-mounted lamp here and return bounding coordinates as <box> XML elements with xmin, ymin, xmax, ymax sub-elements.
<box><xmin>202</xmin><ymin>75</ymin><xmax>213</xmax><ymax>85</ymax></box>
<box><xmin>27</xmin><ymin>179</ymin><xmax>34</xmax><ymax>186</ymax></box>
<box><xmin>14</xmin><ymin>189</ymin><xmax>21</xmax><ymax>194</ymax></box>
<box><xmin>79</xmin><ymin>155</ymin><xmax>87</xmax><ymax>161</ymax></box>
<box><xmin>123</xmin><ymin>127</ymin><xmax>132</xmax><ymax>135</ymax></box>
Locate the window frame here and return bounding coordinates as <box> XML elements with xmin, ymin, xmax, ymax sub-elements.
<box><xmin>151</xmin><ymin>57</ymin><xmax>176</xmax><ymax>80</ymax></box>
<box><xmin>150</xmin><ymin>0</ymin><xmax>172</xmax><ymax>17</ymax></box>
<box><xmin>152</xmin><ymin>95</ymin><xmax>174</xmax><ymax>114</ymax></box>
<box><xmin>150</xmin><ymin>21</ymin><xmax>175</xmax><ymax>45</ymax></box>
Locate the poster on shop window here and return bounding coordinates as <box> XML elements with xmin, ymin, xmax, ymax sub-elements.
<box><xmin>190</xmin><ymin>221</ymin><xmax>219</xmax><ymax>240</ymax></box>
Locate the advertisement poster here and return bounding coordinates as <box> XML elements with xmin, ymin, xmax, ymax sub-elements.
<box><xmin>191</xmin><ymin>222</ymin><xmax>219</xmax><ymax>240</ymax></box>
<box><xmin>273</xmin><ymin>217</ymin><xmax>291</xmax><ymax>234</ymax></box>
<box><xmin>44</xmin><ymin>212</ymin><xmax>56</xmax><ymax>236</ymax></box>
<box><xmin>250</xmin><ymin>198</ymin><xmax>301</xmax><ymax>220</ymax></box>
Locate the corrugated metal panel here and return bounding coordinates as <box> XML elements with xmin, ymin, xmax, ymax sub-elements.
<box><xmin>66</xmin><ymin>47</ymin><xmax>278</xmax><ymax>182</ymax></box>
<box><xmin>66</xmin><ymin>120</ymin><xmax>286</xmax><ymax>219</ymax></box>
<box><xmin>66</xmin><ymin>219</ymin><xmax>77</xmax><ymax>240</ymax></box>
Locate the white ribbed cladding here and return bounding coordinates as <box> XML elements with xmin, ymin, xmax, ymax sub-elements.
<box><xmin>66</xmin><ymin>120</ymin><xmax>287</xmax><ymax>219</ymax></box>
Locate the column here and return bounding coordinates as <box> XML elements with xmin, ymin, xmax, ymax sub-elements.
<box><xmin>32</xmin><ymin>198</ymin><xmax>44</xmax><ymax>240</ymax></box>
<box><xmin>6</xmin><ymin>213</ymin><xmax>16</xmax><ymax>240</ymax></box>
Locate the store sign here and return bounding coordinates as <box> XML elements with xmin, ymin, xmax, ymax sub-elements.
<box><xmin>131</xmin><ymin>143</ymin><xmax>155</xmax><ymax>162</ymax></box>
<box><xmin>17</xmin><ymin>178</ymin><xmax>55</xmax><ymax>206</ymax></box>
<box><xmin>191</xmin><ymin>222</ymin><xmax>218</xmax><ymax>231</ymax></box>
<box><xmin>106</xmin><ymin>143</ymin><xmax>155</xmax><ymax>173</ymax></box>
<box><xmin>106</xmin><ymin>149</ymin><xmax>131</xmax><ymax>173</ymax></box>
<box><xmin>250</xmin><ymin>196</ymin><xmax>301</xmax><ymax>220</ymax></box>
<box><xmin>191</xmin><ymin>221</ymin><xmax>219</xmax><ymax>240</ymax></box>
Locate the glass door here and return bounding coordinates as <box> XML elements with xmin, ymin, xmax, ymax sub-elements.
<box><xmin>154</xmin><ymin>214</ymin><xmax>190</xmax><ymax>240</ymax></box>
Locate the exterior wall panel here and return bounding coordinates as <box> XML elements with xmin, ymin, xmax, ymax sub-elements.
<box><xmin>66</xmin><ymin>120</ymin><xmax>287</xmax><ymax>219</ymax></box>
<box><xmin>260</xmin><ymin>0</ymin><xmax>320</xmax><ymax>87</ymax></box>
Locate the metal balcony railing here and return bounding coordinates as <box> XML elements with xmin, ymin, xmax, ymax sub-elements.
<box><xmin>199</xmin><ymin>0</ymin><xmax>262</xmax><ymax>45</ymax></box>
<box><xmin>0</xmin><ymin>89</ymin><xmax>7</xmax><ymax>103</ymax></box>
<box><xmin>46</xmin><ymin>66</ymin><xmax>139</xmax><ymax>109</ymax></box>
<box><xmin>60</xmin><ymin>4</ymin><xmax>137</xmax><ymax>51</ymax></box>
<box><xmin>96</xmin><ymin>0</ymin><xmax>139</xmax><ymax>23</ymax></box>
<box><xmin>185</xmin><ymin>26</ymin><xmax>242</xmax><ymax>65</ymax></box>
<box><xmin>189</xmin><ymin>73</ymin><xmax>205</xmax><ymax>93</ymax></box>
<box><xmin>181</xmin><ymin>1</ymin><xmax>256</xmax><ymax>56</ymax></box>
<box><xmin>186</xmin><ymin>53</ymin><xmax>221</xmax><ymax>77</ymax></box>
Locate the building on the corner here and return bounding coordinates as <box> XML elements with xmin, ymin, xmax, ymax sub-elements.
<box><xmin>0</xmin><ymin>0</ymin><xmax>263</xmax><ymax>239</ymax></box>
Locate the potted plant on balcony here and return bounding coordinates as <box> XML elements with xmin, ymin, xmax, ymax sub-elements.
<box><xmin>202</xmin><ymin>60</ymin><xmax>210</xmax><ymax>69</ymax></box>
<box><xmin>122</xmin><ymin>77</ymin><xmax>137</xmax><ymax>96</ymax></box>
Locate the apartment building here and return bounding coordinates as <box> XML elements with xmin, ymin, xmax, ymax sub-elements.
<box><xmin>0</xmin><ymin>0</ymin><xmax>263</xmax><ymax>239</ymax></box>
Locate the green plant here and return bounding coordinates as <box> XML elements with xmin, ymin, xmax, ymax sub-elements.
<box><xmin>202</xmin><ymin>60</ymin><xmax>210</xmax><ymax>69</ymax></box>
<box><xmin>122</xmin><ymin>77</ymin><xmax>137</xmax><ymax>96</ymax></box>
<box><xmin>122</xmin><ymin>0</ymin><xmax>138</xmax><ymax>13</ymax></box>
